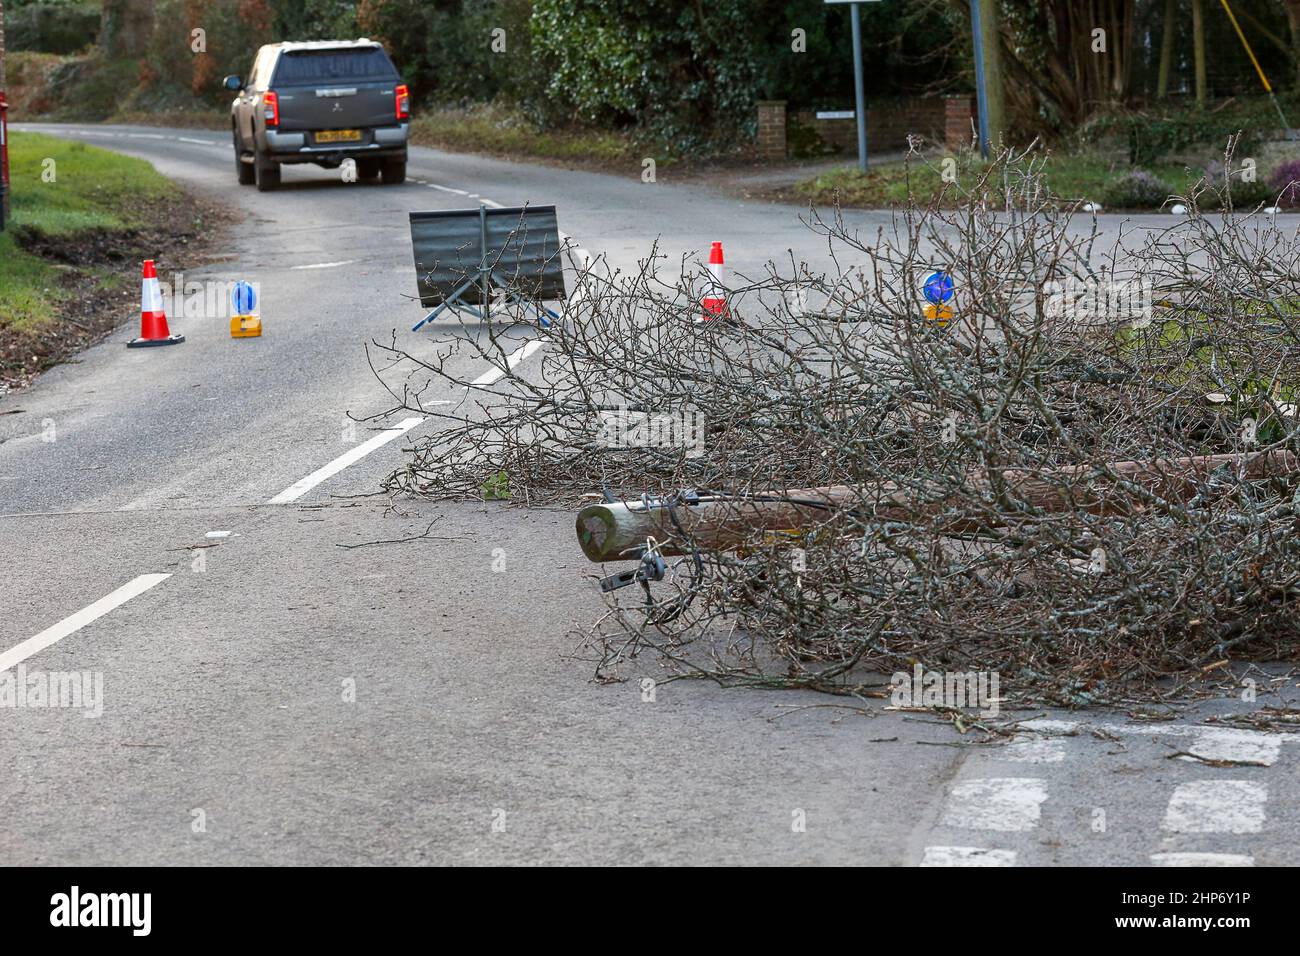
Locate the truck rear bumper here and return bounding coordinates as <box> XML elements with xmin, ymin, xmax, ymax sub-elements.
<box><xmin>265</xmin><ymin>123</ymin><xmax>408</xmax><ymax>155</ymax></box>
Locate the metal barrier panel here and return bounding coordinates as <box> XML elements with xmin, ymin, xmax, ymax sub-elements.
<box><xmin>409</xmin><ymin>204</ymin><xmax>566</xmax><ymax>309</ymax></box>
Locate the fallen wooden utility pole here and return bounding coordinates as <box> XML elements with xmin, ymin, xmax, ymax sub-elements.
<box><xmin>576</xmin><ymin>451</ymin><xmax>1299</xmax><ymax>562</ymax></box>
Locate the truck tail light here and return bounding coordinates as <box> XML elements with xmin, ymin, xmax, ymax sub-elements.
<box><xmin>263</xmin><ymin>91</ymin><xmax>279</xmax><ymax>127</ymax></box>
<box><xmin>395</xmin><ymin>84</ymin><xmax>410</xmax><ymax>121</ymax></box>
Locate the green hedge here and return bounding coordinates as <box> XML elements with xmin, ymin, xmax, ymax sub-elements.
<box><xmin>6</xmin><ymin>3</ymin><xmax>100</xmax><ymax>55</ymax></box>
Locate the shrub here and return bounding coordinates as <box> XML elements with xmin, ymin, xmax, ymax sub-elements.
<box><xmin>1079</xmin><ymin>110</ymin><xmax>1265</xmax><ymax>166</ymax></box>
<box><xmin>1100</xmin><ymin>169</ymin><xmax>1172</xmax><ymax>209</ymax></box>
<box><xmin>1193</xmin><ymin>159</ymin><xmax>1276</xmax><ymax>210</ymax></box>
<box><xmin>1270</xmin><ymin>159</ymin><xmax>1300</xmax><ymax>207</ymax></box>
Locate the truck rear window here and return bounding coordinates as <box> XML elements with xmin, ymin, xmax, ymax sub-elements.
<box><xmin>273</xmin><ymin>48</ymin><xmax>397</xmax><ymax>84</ymax></box>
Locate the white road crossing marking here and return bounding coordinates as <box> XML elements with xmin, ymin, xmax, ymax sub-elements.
<box><xmin>1000</xmin><ymin>736</ymin><xmax>1066</xmax><ymax>763</ymax></box>
<box><xmin>1021</xmin><ymin>717</ymin><xmax>1300</xmax><ymax>744</ymax></box>
<box><xmin>267</xmin><ymin>417</ymin><xmax>425</xmax><ymax>504</ymax></box>
<box><xmin>1162</xmin><ymin>781</ymin><xmax>1268</xmax><ymax>834</ymax></box>
<box><xmin>1185</xmin><ymin>729</ymin><xmax>1282</xmax><ymax>766</ymax></box>
<box><xmin>920</xmin><ymin>846</ymin><xmax>1017</xmax><ymax>867</ymax></box>
<box><xmin>1150</xmin><ymin>852</ymin><xmax>1255</xmax><ymax>867</ymax></box>
<box><xmin>0</xmin><ymin>574</ymin><xmax>171</xmax><ymax>673</ymax></box>
<box><xmin>941</xmin><ymin>778</ymin><xmax>1047</xmax><ymax>832</ymax></box>
<box><xmin>469</xmin><ymin>340</ymin><xmax>543</xmax><ymax>389</ymax></box>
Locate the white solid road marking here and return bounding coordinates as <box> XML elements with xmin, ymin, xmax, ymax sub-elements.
<box><xmin>941</xmin><ymin>778</ymin><xmax>1047</xmax><ymax>832</ymax></box>
<box><xmin>1162</xmin><ymin>781</ymin><xmax>1268</xmax><ymax>834</ymax></box>
<box><xmin>1150</xmin><ymin>852</ymin><xmax>1255</xmax><ymax>867</ymax></box>
<box><xmin>0</xmin><ymin>574</ymin><xmax>171</xmax><ymax>673</ymax></box>
<box><xmin>267</xmin><ymin>417</ymin><xmax>425</xmax><ymax>505</ymax></box>
<box><xmin>920</xmin><ymin>846</ymin><xmax>1017</xmax><ymax>867</ymax></box>
<box><xmin>290</xmin><ymin>260</ymin><xmax>358</xmax><ymax>270</ymax></box>
<box><xmin>469</xmin><ymin>340</ymin><xmax>543</xmax><ymax>389</ymax></box>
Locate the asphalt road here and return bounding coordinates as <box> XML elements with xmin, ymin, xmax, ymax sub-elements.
<box><xmin>2</xmin><ymin>124</ymin><xmax>1299</xmax><ymax>866</ymax></box>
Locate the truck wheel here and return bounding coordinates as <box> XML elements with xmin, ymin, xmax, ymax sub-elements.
<box><xmin>254</xmin><ymin>148</ymin><xmax>281</xmax><ymax>192</ymax></box>
<box><xmin>381</xmin><ymin>159</ymin><xmax>406</xmax><ymax>185</ymax></box>
<box><xmin>235</xmin><ymin>134</ymin><xmax>255</xmax><ymax>185</ymax></box>
<box><xmin>356</xmin><ymin>158</ymin><xmax>382</xmax><ymax>181</ymax></box>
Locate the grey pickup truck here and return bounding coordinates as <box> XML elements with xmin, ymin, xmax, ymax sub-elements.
<box><xmin>224</xmin><ymin>39</ymin><xmax>409</xmax><ymax>191</ymax></box>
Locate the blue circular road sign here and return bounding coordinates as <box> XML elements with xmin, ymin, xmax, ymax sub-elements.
<box><xmin>923</xmin><ymin>271</ymin><xmax>955</xmax><ymax>305</ymax></box>
<box><xmin>231</xmin><ymin>281</ymin><xmax>257</xmax><ymax>314</ymax></box>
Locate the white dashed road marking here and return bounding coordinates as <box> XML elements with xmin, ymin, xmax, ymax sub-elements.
<box><xmin>291</xmin><ymin>260</ymin><xmax>358</xmax><ymax>271</ymax></box>
<box><xmin>0</xmin><ymin>574</ymin><xmax>171</xmax><ymax>673</ymax></box>
<box><xmin>941</xmin><ymin>778</ymin><xmax>1047</xmax><ymax>832</ymax></box>
<box><xmin>469</xmin><ymin>340</ymin><xmax>543</xmax><ymax>389</ymax></box>
<box><xmin>1162</xmin><ymin>781</ymin><xmax>1268</xmax><ymax>834</ymax></box>
<box><xmin>267</xmin><ymin>417</ymin><xmax>426</xmax><ymax>505</ymax></box>
<box><xmin>920</xmin><ymin>846</ymin><xmax>1017</xmax><ymax>867</ymax></box>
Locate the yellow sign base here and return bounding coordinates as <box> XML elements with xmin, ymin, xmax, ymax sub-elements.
<box><xmin>923</xmin><ymin>303</ymin><xmax>953</xmax><ymax>327</ymax></box>
<box><xmin>231</xmin><ymin>314</ymin><xmax>262</xmax><ymax>338</ymax></box>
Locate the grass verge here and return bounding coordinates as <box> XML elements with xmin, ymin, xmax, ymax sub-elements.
<box><xmin>408</xmin><ymin>103</ymin><xmax>677</xmax><ymax>172</ymax></box>
<box><xmin>792</xmin><ymin>153</ymin><xmax>1195</xmax><ymax>209</ymax></box>
<box><xmin>0</xmin><ymin>131</ymin><xmax>229</xmax><ymax>390</ymax></box>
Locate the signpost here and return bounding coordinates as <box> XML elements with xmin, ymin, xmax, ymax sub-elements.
<box><xmin>825</xmin><ymin>0</ymin><xmax>881</xmax><ymax>174</ymax></box>
<box><xmin>1</xmin><ymin>0</ymin><xmax>9</xmax><ymax>229</ymax></box>
<box><xmin>825</xmin><ymin>0</ymin><xmax>1001</xmax><ymax>163</ymax></box>
<box><xmin>970</xmin><ymin>0</ymin><xmax>991</xmax><ymax>157</ymax></box>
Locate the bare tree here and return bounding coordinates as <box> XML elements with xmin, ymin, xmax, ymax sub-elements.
<box><xmin>369</xmin><ymin>140</ymin><xmax>1300</xmax><ymax>708</ymax></box>
<box><xmin>984</xmin><ymin>0</ymin><xmax>1136</xmax><ymax>132</ymax></box>
<box><xmin>1287</xmin><ymin>0</ymin><xmax>1300</xmax><ymax>86</ymax></box>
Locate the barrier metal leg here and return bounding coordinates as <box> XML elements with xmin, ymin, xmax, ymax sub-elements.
<box><xmin>411</xmin><ymin>276</ymin><xmax>479</xmax><ymax>331</ymax></box>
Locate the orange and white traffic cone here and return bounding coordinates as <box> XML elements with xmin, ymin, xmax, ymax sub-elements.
<box><xmin>127</xmin><ymin>260</ymin><xmax>184</xmax><ymax>348</ymax></box>
<box><xmin>699</xmin><ymin>241</ymin><xmax>729</xmax><ymax>322</ymax></box>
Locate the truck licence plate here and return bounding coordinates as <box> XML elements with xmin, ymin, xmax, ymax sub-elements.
<box><xmin>316</xmin><ymin>129</ymin><xmax>361</xmax><ymax>143</ymax></box>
